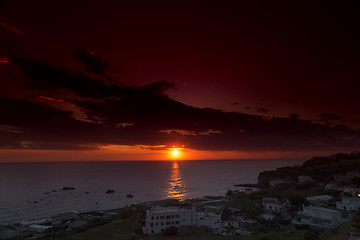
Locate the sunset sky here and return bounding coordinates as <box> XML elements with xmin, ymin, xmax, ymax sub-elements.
<box><xmin>0</xmin><ymin>1</ymin><xmax>359</xmax><ymax>161</ymax></box>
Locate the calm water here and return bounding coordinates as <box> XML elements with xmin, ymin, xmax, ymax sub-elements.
<box><xmin>0</xmin><ymin>159</ymin><xmax>304</xmax><ymax>224</ymax></box>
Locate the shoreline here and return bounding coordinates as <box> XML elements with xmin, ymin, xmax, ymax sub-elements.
<box><xmin>0</xmin><ymin>194</ymin><xmax>227</xmax><ymax>227</ymax></box>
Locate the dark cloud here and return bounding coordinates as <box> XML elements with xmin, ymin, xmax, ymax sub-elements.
<box><xmin>320</xmin><ymin>113</ymin><xmax>342</xmax><ymax>121</ymax></box>
<box><xmin>145</xmin><ymin>81</ymin><xmax>175</xmax><ymax>94</ymax></box>
<box><xmin>1</xmin><ymin>52</ymin><xmax>359</xmax><ymax>152</ymax></box>
<box><xmin>257</xmin><ymin>108</ymin><xmax>270</xmax><ymax>114</ymax></box>
<box><xmin>232</xmin><ymin>102</ymin><xmax>239</xmax><ymax>105</ymax></box>
<box><xmin>69</xmin><ymin>46</ymin><xmax>120</xmax><ymax>76</ymax></box>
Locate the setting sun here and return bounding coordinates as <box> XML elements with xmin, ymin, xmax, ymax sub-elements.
<box><xmin>171</xmin><ymin>148</ymin><xmax>180</xmax><ymax>157</ymax></box>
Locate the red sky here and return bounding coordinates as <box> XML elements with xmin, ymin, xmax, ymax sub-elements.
<box><xmin>0</xmin><ymin>1</ymin><xmax>359</xmax><ymax>161</ymax></box>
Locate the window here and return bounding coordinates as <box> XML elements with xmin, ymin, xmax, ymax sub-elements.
<box><xmin>161</xmin><ymin>222</ymin><xmax>164</xmax><ymax>225</ymax></box>
<box><xmin>156</xmin><ymin>223</ymin><xmax>158</xmax><ymax>226</ymax></box>
<box><xmin>156</xmin><ymin>216</ymin><xmax>159</xmax><ymax>220</ymax></box>
<box><xmin>151</xmin><ymin>217</ymin><xmax>154</xmax><ymax>220</ymax></box>
<box><xmin>160</xmin><ymin>216</ymin><xmax>164</xmax><ymax>219</ymax></box>
<box><xmin>150</xmin><ymin>223</ymin><xmax>154</xmax><ymax>227</ymax></box>
<box><xmin>176</xmin><ymin>221</ymin><xmax>179</xmax><ymax>224</ymax></box>
<box><xmin>151</xmin><ymin>230</ymin><xmax>154</xmax><ymax>234</ymax></box>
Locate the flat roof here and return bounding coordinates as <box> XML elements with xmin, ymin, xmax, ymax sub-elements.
<box><xmin>149</xmin><ymin>207</ymin><xmax>194</xmax><ymax>214</ymax></box>
<box><xmin>305</xmin><ymin>206</ymin><xmax>340</xmax><ymax>213</ymax></box>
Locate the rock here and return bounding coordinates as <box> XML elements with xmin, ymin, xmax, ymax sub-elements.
<box><xmin>85</xmin><ymin>192</ymin><xmax>90</xmax><ymax>194</ymax></box>
<box><xmin>63</xmin><ymin>187</ymin><xmax>75</xmax><ymax>190</ymax></box>
<box><xmin>51</xmin><ymin>190</ymin><xmax>57</xmax><ymax>192</ymax></box>
<box><xmin>106</xmin><ymin>189</ymin><xmax>114</xmax><ymax>194</ymax></box>
<box><xmin>43</xmin><ymin>192</ymin><xmax>50</xmax><ymax>194</ymax></box>
<box><xmin>127</xmin><ymin>194</ymin><xmax>134</xmax><ymax>198</ymax></box>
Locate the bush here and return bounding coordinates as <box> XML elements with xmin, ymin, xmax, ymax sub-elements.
<box><xmin>162</xmin><ymin>226</ymin><xmax>178</xmax><ymax>236</ymax></box>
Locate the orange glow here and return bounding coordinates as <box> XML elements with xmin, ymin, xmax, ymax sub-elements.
<box><xmin>39</xmin><ymin>95</ymin><xmax>65</xmax><ymax>102</ymax></box>
<box><xmin>172</xmin><ymin>148</ymin><xmax>179</xmax><ymax>157</ymax></box>
<box><xmin>0</xmin><ymin>146</ymin><xmax>340</xmax><ymax>162</ymax></box>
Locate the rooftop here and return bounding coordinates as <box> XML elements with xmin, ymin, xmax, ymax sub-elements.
<box><xmin>148</xmin><ymin>207</ymin><xmax>194</xmax><ymax>214</ymax></box>
<box><xmin>304</xmin><ymin>206</ymin><xmax>340</xmax><ymax>213</ymax></box>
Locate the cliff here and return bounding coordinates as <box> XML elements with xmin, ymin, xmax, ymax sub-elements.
<box><xmin>257</xmin><ymin>152</ymin><xmax>360</xmax><ymax>186</ymax></box>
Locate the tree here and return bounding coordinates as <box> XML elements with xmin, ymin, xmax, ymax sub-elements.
<box><xmin>225</xmin><ymin>189</ymin><xmax>233</xmax><ymax>199</ymax></box>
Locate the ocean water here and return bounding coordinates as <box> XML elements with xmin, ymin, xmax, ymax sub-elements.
<box><xmin>0</xmin><ymin>159</ymin><xmax>304</xmax><ymax>224</ymax></box>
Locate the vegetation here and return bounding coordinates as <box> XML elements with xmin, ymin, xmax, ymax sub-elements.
<box><xmin>162</xmin><ymin>226</ymin><xmax>178</xmax><ymax>236</ymax></box>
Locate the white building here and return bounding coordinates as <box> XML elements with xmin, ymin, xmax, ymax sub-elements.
<box><xmin>306</xmin><ymin>195</ymin><xmax>333</xmax><ymax>206</ymax></box>
<box><xmin>336</xmin><ymin>197</ymin><xmax>360</xmax><ymax>211</ymax></box>
<box><xmin>298</xmin><ymin>175</ymin><xmax>313</xmax><ymax>183</ymax></box>
<box><xmin>292</xmin><ymin>206</ymin><xmax>343</xmax><ymax>228</ymax></box>
<box><xmin>269</xmin><ymin>179</ymin><xmax>287</xmax><ymax>186</ymax></box>
<box><xmin>144</xmin><ymin>206</ymin><xmax>221</xmax><ymax>235</ymax></box>
<box><xmin>260</xmin><ymin>212</ymin><xmax>275</xmax><ymax>221</ymax></box>
<box><xmin>144</xmin><ymin>207</ymin><xmax>196</xmax><ymax>235</ymax></box>
<box><xmin>263</xmin><ymin>198</ymin><xmax>282</xmax><ymax>212</ymax></box>
<box><xmin>236</xmin><ymin>186</ymin><xmax>260</xmax><ymax>194</ymax></box>
<box><xmin>197</xmin><ymin>213</ymin><xmax>221</xmax><ymax>234</ymax></box>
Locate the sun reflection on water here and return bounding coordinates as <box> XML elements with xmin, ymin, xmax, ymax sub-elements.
<box><xmin>164</xmin><ymin>162</ymin><xmax>188</xmax><ymax>200</ymax></box>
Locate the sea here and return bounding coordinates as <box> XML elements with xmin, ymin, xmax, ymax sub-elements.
<box><xmin>0</xmin><ymin>159</ymin><xmax>304</xmax><ymax>224</ymax></box>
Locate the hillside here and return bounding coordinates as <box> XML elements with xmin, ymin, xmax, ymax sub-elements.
<box><xmin>257</xmin><ymin>152</ymin><xmax>360</xmax><ymax>186</ymax></box>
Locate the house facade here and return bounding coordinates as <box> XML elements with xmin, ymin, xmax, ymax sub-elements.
<box><xmin>144</xmin><ymin>207</ymin><xmax>196</xmax><ymax>235</ymax></box>
<box><xmin>144</xmin><ymin>206</ymin><xmax>221</xmax><ymax>235</ymax></box>
<box><xmin>196</xmin><ymin>213</ymin><xmax>221</xmax><ymax>234</ymax></box>
<box><xmin>292</xmin><ymin>206</ymin><xmax>343</xmax><ymax>228</ymax></box>
<box><xmin>336</xmin><ymin>197</ymin><xmax>360</xmax><ymax>211</ymax></box>
<box><xmin>263</xmin><ymin>197</ymin><xmax>283</xmax><ymax>212</ymax></box>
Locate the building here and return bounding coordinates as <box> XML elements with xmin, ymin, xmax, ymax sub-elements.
<box><xmin>197</xmin><ymin>213</ymin><xmax>221</xmax><ymax>234</ymax></box>
<box><xmin>144</xmin><ymin>206</ymin><xmax>221</xmax><ymax>235</ymax></box>
<box><xmin>348</xmin><ymin>231</ymin><xmax>360</xmax><ymax>240</ymax></box>
<box><xmin>343</xmin><ymin>187</ymin><xmax>360</xmax><ymax>197</ymax></box>
<box><xmin>260</xmin><ymin>212</ymin><xmax>275</xmax><ymax>221</ymax></box>
<box><xmin>144</xmin><ymin>206</ymin><xmax>196</xmax><ymax>235</ymax></box>
<box><xmin>263</xmin><ymin>197</ymin><xmax>283</xmax><ymax>212</ymax></box>
<box><xmin>298</xmin><ymin>175</ymin><xmax>313</xmax><ymax>183</ymax></box>
<box><xmin>292</xmin><ymin>206</ymin><xmax>343</xmax><ymax>228</ymax></box>
<box><xmin>306</xmin><ymin>195</ymin><xmax>333</xmax><ymax>206</ymax></box>
<box><xmin>336</xmin><ymin>197</ymin><xmax>360</xmax><ymax>211</ymax></box>
<box><xmin>269</xmin><ymin>179</ymin><xmax>287</xmax><ymax>186</ymax></box>
<box><xmin>236</xmin><ymin>186</ymin><xmax>260</xmax><ymax>194</ymax></box>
